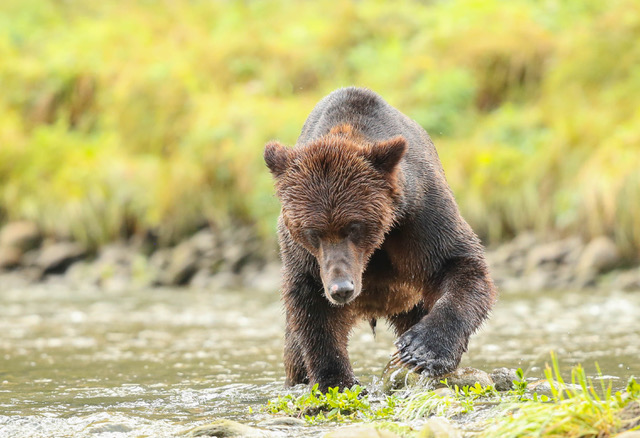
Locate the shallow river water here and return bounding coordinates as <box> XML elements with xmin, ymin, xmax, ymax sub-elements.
<box><xmin>1</xmin><ymin>281</ymin><xmax>639</xmax><ymax>437</ymax></box>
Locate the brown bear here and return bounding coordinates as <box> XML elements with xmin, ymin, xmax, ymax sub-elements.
<box><xmin>264</xmin><ymin>87</ymin><xmax>497</xmax><ymax>392</ymax></box>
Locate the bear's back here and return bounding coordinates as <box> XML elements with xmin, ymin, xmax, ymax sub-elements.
<box><xmin>298</xmin><ymin>87</ymin><xmax>405</xmax><ymax>143</ymax></box>
<box><xmin>297</xmin><ymin>87</ymin><xmax>444</xmax><ymax>176</ymax></box>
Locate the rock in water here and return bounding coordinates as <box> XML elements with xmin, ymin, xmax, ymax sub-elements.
<box><xmin>182</xmin><ymin>419</ymin><xmax>273</xmax><ymax>437</ymax></box>
<box><xmin>381</xmin><ymin>360</ymin><xmax>426</xmax><ymax>394</ymax></box>
<box><xmin>323</xmin><ymin>425</ymin><xmax>401</xmax><ymax>438</ymax></box>
<box><xmin>490</xmin><ymin>368</ymin><xmax>519</xmax><ymax>391</ymax></box>
<box><xmin>418</xmin><ymin>417</ymin><xmax>462</xmax><ymax>438</ymax></box>
<box><xmin>257</xmin><ymin>417</ymin><xmax>306</xmax><ymax>427</ymax></box>
<box><xmin>437</xmin><ymin>367</ymin><xmax>493</xmax><ymax>389</ymax></box>
<box><xmin>381</xmin><ymin>361</ymin><xmax>494</xmax><ymax>393</ymax></box>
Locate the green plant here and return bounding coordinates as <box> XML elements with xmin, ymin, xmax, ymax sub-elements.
<box><xmin>264</xmin><ymin>384</ymin><xmax>396</xmax><ymax>424</ymax></box>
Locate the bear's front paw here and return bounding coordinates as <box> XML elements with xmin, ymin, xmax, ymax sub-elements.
<box><xmin>393</xmin><ymin>326</ymin><xmax>461</xmax><ymax>377</ymax></box>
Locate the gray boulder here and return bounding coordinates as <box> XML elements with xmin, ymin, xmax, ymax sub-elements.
<box><xmin>323</xmin><ymin>425</ymin><xmax>401</xmax><ymax>438</ymax></box>
<box><xmin>437</xmin><ymin>367</ymin><xmax>493</xmax><ymax>389</ymax></box>
<box><xmin>164</xmin><ymin>240</ymin><xmax>200</xmax><ymax>285</ymax></box>
<box><xmin>489</xmin><ymin>368</ymin><xmax>518</xmax><ymax>391</ymax></box>
<box><xmin>34</xmin><ymin>242</ymin><xmax>87</xmax><ymax>275</ymax></box>
<box><xmin>526</xmin><ymin>237</ymin><xmax>582</xmax><ymax>271</ymax></box>
<box><xmin>0</xmin><ymin>246</ymin><xmax>22</xmax><ymax>270</ymax></box>
<box><xmin>0</xmin><ymin>221</ymin><xmax>42</xmax><ymax>253</ymax></box>
<box><xmin>418</xmin><ymin>417</ymin><xmax>462</xmax><ymax>438</ymax></box>
<box><xmin>381</xmin><ymin>361</ymin><xmax>493</xmax><ymax>394</ymax></box>
<box><xmin>577</xmin><ymin>236</ymin><xmax>621</xmax><ymax>275</ymax></box>
<box><xmin>182</xmin><ymin>419</ymin><xmax>274</xmax><ymax>437</ymax></box>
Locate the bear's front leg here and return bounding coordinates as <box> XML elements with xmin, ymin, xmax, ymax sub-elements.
<box><xmin>395</xmin><ymin>257</ymin><xmax>496</xmax><ymax>376</ymax></box>
<box><xmin>283</xmin><ymin>277</ymin><xmax>358</xmax><ymax>392</ymax></box>
<box><xmin>284</xmin><ymin>318</ymin><xmax>309</xmax><ymax>386</ymax></box>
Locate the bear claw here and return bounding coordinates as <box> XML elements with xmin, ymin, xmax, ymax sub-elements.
<box><xmin>393</xmin><ymin>328</ymin><xmax>459</xmax><ymax>377</ymax></box>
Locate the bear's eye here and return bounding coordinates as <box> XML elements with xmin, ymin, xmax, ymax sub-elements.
<box><xmin>303</xmin><ymin>229</ymin><xmax>321</xmax><ymax>249</ymax></box>
<box><xmin>343</xmin><ymin>222</ymin><xmax>364</xmax><ymax>241</ymax></box>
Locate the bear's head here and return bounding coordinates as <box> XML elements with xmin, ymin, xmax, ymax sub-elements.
<box><xmin>264</xmin><ymin>131</ymin><xmax>406</xmax><ymax>305</ymax></box>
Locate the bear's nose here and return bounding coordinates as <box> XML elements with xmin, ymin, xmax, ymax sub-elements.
<box><xmin>329</xmin><ymin>280</ymin><xmax>355</xmax><ymax>304</ymax></box>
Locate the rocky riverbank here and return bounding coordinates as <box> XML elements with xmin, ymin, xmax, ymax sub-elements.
<box><xmin>486</xmin><ymin>233</ymin><xmax>640</xmax><ymax>292</ymax></box>
<box><xmin>1</xmin><ymin>220</ymin><xmax>639</xmax><ymax>292</ymax></box>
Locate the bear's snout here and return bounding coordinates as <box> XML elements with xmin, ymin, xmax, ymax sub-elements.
<box><xmin>328</xmin><ymin>280</ymin><xmax>355</xmax><ymax>304</ymax></box>
<box><xmin>318</xmin><ymin>240</ymin><xmax>363</xmax><ymax>305</ymax></box>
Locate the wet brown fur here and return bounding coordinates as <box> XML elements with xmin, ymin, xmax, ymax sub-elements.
<box><xmin>265</xmin><ymin>87</ymin><xmax>497</xmax><ymax>392</ymax></box>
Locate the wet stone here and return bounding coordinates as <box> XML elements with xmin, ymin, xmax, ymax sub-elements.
<box><xmin>182</xmin><ymin>419</ymin><xmax>274</xmax><ymax>437</ymax></box>
<box><xmin>257</xmin><ymin>416</ymin><xmax>306</xmax><ymax>427</ymax></box>
<box><xmin>526</xmin><ymin>379</ymin><xmax>582</xmax><ymax>397</ymax></box>
<box><xmin>619</xmin><ymin>400</ymin><xmax>640</xmax><ymax>432</ymax></box>
<box><xmin>437</xmin><ymin>367</ymin><xmax>493</xmax><ymax>389</ymax></box>
<box><xmin>490</xmin><ymin>367</ymin><xmax>518</xmax><ymax>391</ymax></box>
<box><xmin>323</xmin><ymin>425</ymin><xmax>401</xmax><ymax>438</ymax></box>
<box><xmin>380</xmin><ymin>360</ymin><xmax>426</xmax><ymax>394</ymax></box>
<box><xmin>381</xmin><ymin>362</ymin><xmax>493</xmax><ymax>393</ymax></box>
<box><xmin>87</xmin><ymin>422</ymin><xmax>133</xmax><ymax>434</ymax></box>
<box><xmin>526</xmin><ymin>379</ymin><xmax>554</xmax><ymax>396</ymax></box>
<box><xmin>418</xmin><ymin>417</ymin><xmax>462</xmax><ymax>438</ymax></box>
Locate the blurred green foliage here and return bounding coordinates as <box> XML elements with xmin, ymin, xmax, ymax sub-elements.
<box><xmin>0</xmin><ymin>0</ymin><xmax>638</xmax><ymax>256</ymax></box>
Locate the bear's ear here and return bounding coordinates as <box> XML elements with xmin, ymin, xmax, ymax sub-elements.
<box><xmin>365</xmin><ymin>135</ymin><xmax>407</xmax><ymax>174</ymax></box>
<box><xmin>264</xmin><ymin>141</ymin><xmax>292</xmax><ymax>178</ymax></box>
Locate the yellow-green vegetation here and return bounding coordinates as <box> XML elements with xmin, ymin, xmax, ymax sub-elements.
<box><xmin>265</xmin><ymin>357</ymin><xmax>640</xmax><ymax>437</ymax></box>
<box><xmin>265</xmin><ymin>384</ymin><xmax>396</xmax><ymax>424</ymax></box>
<box><xmin>1</xmin><ymin>0</ymin><xmax>639</xmax><ymax>254</ymax></box>
<box><xmin>482</xmin><ymin>358</ymin><xmax>640</xmax><ymax>438</ymax></box>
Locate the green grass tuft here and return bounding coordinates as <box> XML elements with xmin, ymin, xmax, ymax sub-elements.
<box><xmin>264</xmin><ymin>384</ymin><xmax>396</xmax><ymax>424</ymax></box>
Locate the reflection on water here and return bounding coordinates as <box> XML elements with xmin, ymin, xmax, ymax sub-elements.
<box><xmin>1</xmin><ymin>282</ymin><xmax>639</xmax><ymax>436</ymax></box>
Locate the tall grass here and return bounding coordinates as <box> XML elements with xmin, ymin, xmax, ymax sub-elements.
<box><xmin>481</xmin><ymin>354</ymin><xmax>640</xmax><ymax>438</ymax></box>
<box><xmin>0</xmin><ymin>0</ymin><xmax>638</xmax><ymax>255</ymax></box>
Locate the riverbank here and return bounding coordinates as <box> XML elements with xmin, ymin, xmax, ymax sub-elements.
<box><xmin>0</xmin><ymin>220</ymin><xmax>639</xmax><ymax>293</ymax></box>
